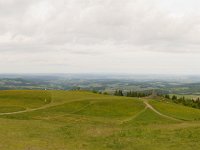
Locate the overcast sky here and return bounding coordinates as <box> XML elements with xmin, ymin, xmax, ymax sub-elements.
<box><xmin>0</xmin><ymin>0</ymin><xmax>200</xmax><ymax>74</ymax></box>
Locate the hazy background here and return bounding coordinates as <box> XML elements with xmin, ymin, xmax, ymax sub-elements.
<box><xmin>0</xmin><ymin>0</ymin><xmax>200</xmax><ymax>74</ymax></box>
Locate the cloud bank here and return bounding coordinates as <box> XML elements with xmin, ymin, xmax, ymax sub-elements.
<box><xmin>0</xmin><ymin>0</ymin><xmax>200</xmax><ymax>74</ymax></box>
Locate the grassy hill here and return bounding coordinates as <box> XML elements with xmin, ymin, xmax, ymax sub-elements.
<box><xmin>0</xmin><ymin>90</ymin><xmax>200</xmax><ymax>150</ymax></box>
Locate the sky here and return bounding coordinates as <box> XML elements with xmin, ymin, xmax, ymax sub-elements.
<box><xmin>0</xmin><ymin>0</ymin><xmax>200</xmax><ymax>74</ymax></box>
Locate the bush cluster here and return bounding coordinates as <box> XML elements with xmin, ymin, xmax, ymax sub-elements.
<box><xmin>164</xmin><ymin>94</ymin><xmax>200</xmax><ymax>109</ymax></box>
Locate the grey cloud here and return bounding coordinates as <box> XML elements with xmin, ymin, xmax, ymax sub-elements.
<box><xmin>1</xmin><ymin>0</ymin><xmax>200</xmax><ymax>53</ymax></box>
<box><xmin>0</xmin><ymin>0</ymin><xmax>200</xmax><ymax>73</ymax></box>
<box><xmin>54</xmin><ymin>0</ymin><xmax>200</xmax><ymax>53</ymax></box>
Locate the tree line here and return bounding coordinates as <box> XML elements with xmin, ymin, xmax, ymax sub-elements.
<box><xmin>114</xmin><ymin>90</ymin><xmax>152</xmax><ymax>97</ymax></box>
<box><xmin>164</xmin><ymin>94</ymin><xmax>200</xmax><ymax>109</ymax></box>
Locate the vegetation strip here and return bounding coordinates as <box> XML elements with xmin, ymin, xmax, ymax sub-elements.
<box><xmin>120</xmin><ymin>106</ymin><xmax>148</xmax><ymax>124</ymax></box>
<box><xmin>47</xmin><ymin>102</ymin><xmax>95</xmax><ymax>119</ymax></box>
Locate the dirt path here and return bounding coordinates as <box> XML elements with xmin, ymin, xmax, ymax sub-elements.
<box><xmin>120</xmin><ymin>106</ymin><xmax>148</xmax><ymax>124</ymax></box>
<box><xmin>143</xmin><ymin>100</ymin><xmax>182</xmax><ymax>122</ymax></box>
<box><xmin>0</xmin><ymin>98</ymin><xmax>184</xmax><ymax>123</ymax></box>
<box><xmin>45</xmin><ymin>102</ymin><xmax>95</xmax><ymax>120</ymax></box>
<box><xmin>121</xmin><ymin>100</ymin><xmax>182</xmax><ymax>124</ymax></box>
<box><xmin>0</xmin><ymin>101</ymin><xmax>58</xmax><ymax>115</ymax></box>
<box><xmin>0</xmin><ymin>97</ymin><xmax>103</xmax><ymax>116</ymax></box>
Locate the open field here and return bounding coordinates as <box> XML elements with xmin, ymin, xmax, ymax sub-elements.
<box><xmin>0</xmin><ymin>90</ymin><xmax>200</xmax><ymax>150</ymax></box>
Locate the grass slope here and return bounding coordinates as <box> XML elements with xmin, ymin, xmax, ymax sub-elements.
<box><xmin>0</xmin><ymin>90</ymin><xmax>200</xmax><ymax>150</ymax></box>
<box><xmin>149</xmin><ymin>100</ymin><xmax>200</xmax><ymax>121</ymax></box>
<box><xmin>0</xmin><ymin>90</ymin><xmax>51</xmax><ymax>113</ymax></box>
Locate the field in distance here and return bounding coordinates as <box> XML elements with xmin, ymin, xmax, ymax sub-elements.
<box><xmin>0</xmin><ymin>90</ymin><xmax>200</xmax><ymax>150</ymax></box>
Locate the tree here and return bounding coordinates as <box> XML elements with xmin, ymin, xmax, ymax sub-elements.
<box><xmin>172</xmin><ymin>95</ymin><xmax>177</xmax><ymax>100</ymax></box>
<box><xmin>172</xmin><ymin>95</ymin><xmax>178</xmax><ymax>103</ymax></box>
<box><xmin>114</xmin><ymin>90</ymin><xmax>123</xmax><ymax>96</ymax></box>
<box><xmin>164</xmin><ymin>94</ymin><xmax>170</xmax><ymax>99</ymax></box>
<box><xmin>103</xmin><ymin>92</ymin><xmax>108</xmax><ymax>95</ymax></box>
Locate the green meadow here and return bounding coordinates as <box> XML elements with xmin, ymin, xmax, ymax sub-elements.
<box><xmin>0</xmin><ymin>90</ymin><xmax>200</xmax><ymax>150</ymax></box>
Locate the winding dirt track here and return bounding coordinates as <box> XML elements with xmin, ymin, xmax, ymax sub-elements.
<box><xmin>0</xmin><ymin>101</ymin><xmax>58</xmax><ymax>115</ymax></box>
<box><xmin>121</xmin><ymin>100</ymin><xmax>183</xmax><ymax>124</ymax></box>
<box><xmin>121</xmin><ymin>106</ymin><xmax>148</xmax><ymax>124</ymax></box>
<box><xmin>143</xmin><ymin>100</ymin><xmax>182</xmax><ymax>122</ymax></box>
<box><xmin>0</xmin><ymin>97</ymin><xmax>183</xmax><ymax>123</ymax></box>
<box><xmin>0</xmin><ymin>97</ymin><xmax>104</xmax><ymax>116</ymax></box>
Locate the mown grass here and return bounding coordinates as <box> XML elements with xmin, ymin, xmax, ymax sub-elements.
<box><xmin>0</xmin><ymin>90</ymin><xmax>200</xmax><ymax>150</ymax></box>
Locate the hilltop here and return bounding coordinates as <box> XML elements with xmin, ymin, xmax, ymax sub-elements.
<box><xmin>0</xmin><ymin>90</ymin><xmax>200</xmax><ymax>150</ymax></box>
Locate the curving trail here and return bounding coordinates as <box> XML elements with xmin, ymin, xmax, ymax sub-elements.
<box><xmin>0</xmin><ymin>97</ymin><xmax>184</xmax><ymax>123</ymax></box>
<box><xmin>143</xmin><ymin>100</ymin><xmax>182</xmax><ymax>122</ymax></box>
<box><xmin>121</xmin><ymin>99</ymin><xmax>183</xmax><ymax>124</ymax></box>
<box><xmin>0</xmin><ymin>97</ymin><xmax>104</xmax><ymax>116</ymax></box>
<box><xmin>0</xmin><ymin>101</ymin><xmax>57</xmax><ymax>115</ymax></box>
<box><xmin>120</xmin><ymin>106</ymin><xmax>148</xmax><ymax>124</ymax></box>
